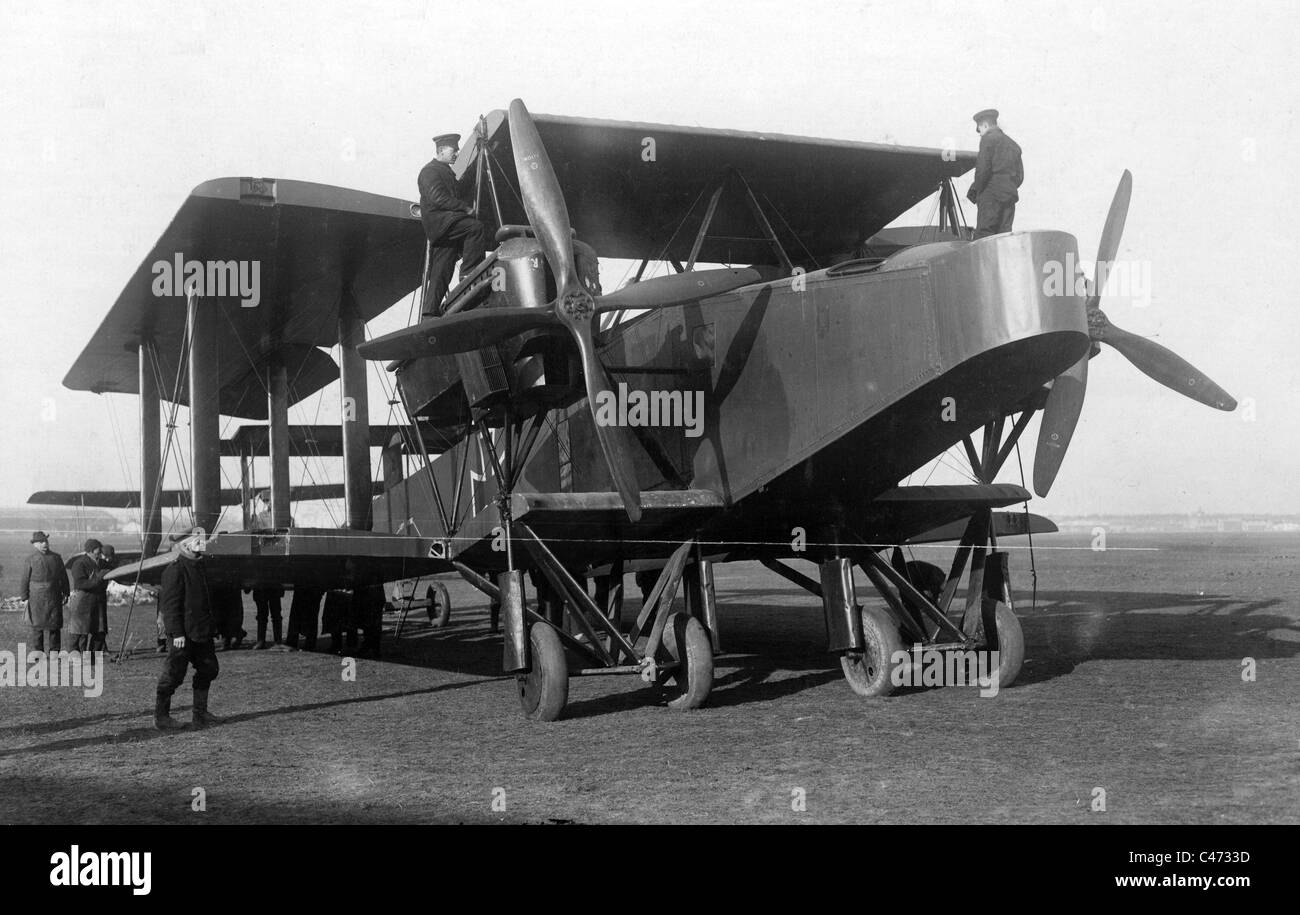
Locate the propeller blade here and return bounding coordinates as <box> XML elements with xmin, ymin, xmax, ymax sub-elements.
<box><xmin>356</xmin><ymin>308</ymin><xmax>559</xmax><ymax>361</ymax></box>
<box><xmin>1099</xmin><ymin>320</ymin><xmax>1237</xmax><ymax>411</ymax></box>
<box><xmin>597</xmin><ymin>267</ymin><xmax>767</xmax><ymax>312</ymax></box>
<box><xmin>1089</xmin><ymin>170</ymin><xmax>1132</xmax><ymax>310</ymax></box>
<box><xmin>567</xmin><ymin>319</ymin><xmax>643</xmax><ymax>522</ymax></box>
<box><xmin>1033</xmin><ymin>353</ymin><xmax>1089</xmax><ymax>497</ymax></box>
<box><xmin>508</xmin><ymin>99</ymin><xmax>578</xmax><ymax>292</ymax></box>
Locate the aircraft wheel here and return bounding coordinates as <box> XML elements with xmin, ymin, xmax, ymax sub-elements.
<box><xmin>425</xmin><ymin>583</ymin><xmax>451</xmax><ymax>628</ymax></box>
<box><xmin>517</xmin><ymin>622</ymin><xmax>568</xmax><ymax>721</ymax></box>
<box><xmin>840</xmin><ymin>605</ymin><xmax>903</xmax><ymax>698</ymax></box>
<box><xmin>660</xmin><ymin>612</ymin><xmax>713</xmax><ymax>711</ymax></box>
<box><xmin>991</xmin><ymin>602</ymin><xmax>1024</xmax><ymax>689</ymax></box>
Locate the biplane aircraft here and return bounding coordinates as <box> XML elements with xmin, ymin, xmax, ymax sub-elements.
<box><xmin>36</xmin><ymin>99</ymin><xmax>1237</xmax><ymax>720</ymax></box>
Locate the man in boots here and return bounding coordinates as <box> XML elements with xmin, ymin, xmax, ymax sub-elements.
<box><xmin>250</xmin><ymin>585</ymin><xmax>285</xmax><ymax>649</ymax></box>
<box><xmin>154</xmin><ymin>528</ymin><xmax>223</xmax><ymax>731</ymax></box>
<box><xmin>284</xmin><ymin>585</ymin><xmax>323</xmax><ymax>651</ymax></box>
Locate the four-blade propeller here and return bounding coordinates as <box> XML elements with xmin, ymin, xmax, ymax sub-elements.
<box><xmin>1033</xmin><ymin>170</ymin><xmax>1236</xmax><ymax>497</ymax></box>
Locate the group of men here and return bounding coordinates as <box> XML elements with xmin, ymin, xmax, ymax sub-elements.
<box><xmin>19</xmin><ymin>530</ymin><xmax>116</xmax><ymax>656</ymax></box>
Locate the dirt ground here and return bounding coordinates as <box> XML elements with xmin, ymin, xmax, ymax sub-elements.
<box><xmin>1</xmin><ymin>532</ymin><xmax>1297</xmax><ymax>824</ymax></box>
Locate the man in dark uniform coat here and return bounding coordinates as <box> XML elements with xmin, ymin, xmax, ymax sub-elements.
<box><xmin>418</xmin><ymin>132</ymin><xmax>488</xmax><ymax>315</ymax></box>
<box><xmin>966</xmin><ymin>109</ymin><xmax>1024</xmax><ymax>238</ymax></box>
<box><xmin>155</xmin><ymin>529</ymin><xmax>222</xmax><ymax>730</ymax></box>
<box><xmin>20</xmin><ymin>531</ymin><xmax>68</xmax><ymax>651</ymax></box>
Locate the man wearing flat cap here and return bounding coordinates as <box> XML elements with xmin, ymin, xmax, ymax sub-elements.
<box><xmin>966</xmin><ymin>109</ymin><xmax>1024</xmax><ymax>238</ymax></box>
<box><xmin>418</xmin><ymin>132</ymin><xmax>488</xmax><ymax>315</ymax></box>
<box><xmin>20</xmin><ymin>531</ymin><xmax>68</xmax><ymax>652</ymax></box>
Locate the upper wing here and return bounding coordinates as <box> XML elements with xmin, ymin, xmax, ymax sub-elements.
<box><xmin>64</xmin><ymin>178</ymin><xmax>426</xmax><ymax>418</ymax></box>
<box><xmin>462</xmin><ymin>109</ymin><xmax>975</xmax><ymax>266</ymax></box>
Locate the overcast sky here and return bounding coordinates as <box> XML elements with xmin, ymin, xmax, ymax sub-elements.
<box><xmin>1</xmin><ymin>0</ymin><xmax>1296</xmax><ymax>528</ymax></box>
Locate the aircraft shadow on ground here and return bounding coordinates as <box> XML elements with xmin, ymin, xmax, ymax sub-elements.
<box><xmin>0</xmin><ymin>679</ymin><xmax>506</xmax><ymax>761</ymax></box>
<box><xmin>336</xmin><ymin>585</ymin><xmax>1300</xmax><ymax>707</ymax></box>
<box><xmin>0</xmin><ymin>774</ymin><xmax>498</xmax><ymax>825</ymax></box>
<box><xmin>1010</xmin><ymin>589</ymin><xmax>1297</xmax><ymax>685</ymax></box>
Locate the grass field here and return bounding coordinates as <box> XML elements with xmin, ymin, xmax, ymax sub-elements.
<box><xmin>1</xmin><ymin>532</ymin><xmax>1297</xmax><ymax>824</ymax></box>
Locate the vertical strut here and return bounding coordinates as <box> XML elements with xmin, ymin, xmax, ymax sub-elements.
<box><xmin>339</xmin><ymin>292</ymin><xmax>373</xmax><ymax>530</ymax></box>
<box><xmin>138</xmin><ymin>339</ymin><xmax>162</xmax><ymax>558</ymax></box>
<box><xmin>186</xmin><ymin>290</ymin><xmax>221</xmax><ymax>534</ymax></box>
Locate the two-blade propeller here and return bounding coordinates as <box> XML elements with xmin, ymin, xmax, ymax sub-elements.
<box><xmin>1033</xmin><ymin>170</ymin><xmax>1237</xmax><ymax>496</ymax></box>
<box><xmin>358</xmin><ymin>99</ymin><xmax>767</xmax><ymax>520</ymax></box>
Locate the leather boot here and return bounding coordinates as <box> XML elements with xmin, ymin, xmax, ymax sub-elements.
<box><xmin>272</xmin><ymin>617</ymin><xmax>283</xmax><ymax>646</ymax></box>
<box><xmin>154</xmin><ymin>693</ymin><xmax>184</xmax><ymax>731</ymax></box>
<box><xmin>192</xmin><ymin>689</ymin><xmax>222</xmax><ymax>728</ymax></box>
<box><xmin>254</xmin><ymin>621</ymin><xmax>268</xmax><ymax>650</ymax></box>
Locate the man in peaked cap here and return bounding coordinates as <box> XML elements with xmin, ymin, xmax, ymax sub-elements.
<box><xmin>20</xmin><ymin>531</ymin><xmax>68</xmax><ymax>651</ymax></box>
<box><xmin>418</xmin><ymin>132</ymin><xmax>488</xmax><ymax>316</ymax></box>
<box><xmin>966</xmin><ymin>109</ymin><xmax>1024</xmax><ymax>238</ymax></box>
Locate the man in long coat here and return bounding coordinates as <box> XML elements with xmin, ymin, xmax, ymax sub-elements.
<box><xmin>65</xmin><ymin>538</ymin><xmax>110</xmax><ymax>653</ymax></box>
<box><xmin>20</xmin><ymin>531</ymin><xmax>68</xmax><ymax>651</ymax></box>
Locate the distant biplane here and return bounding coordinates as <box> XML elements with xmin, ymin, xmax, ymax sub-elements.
<box><xmin>35</xmin><ymin>99</ymin><xmax>1236</xmax><ymax>719</ymax></box>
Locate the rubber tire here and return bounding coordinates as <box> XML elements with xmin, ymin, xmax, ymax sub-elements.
<box><xmin>661</xmin><ymin>613</ymin><xmax>713</xmax><ymax>711</ymax></box>
<box><xmin>425</xmin><ymin>583</ymin><xmax>451</xmax><ymax>628</ymax></box>
<box><xmin>517</xmin><ymin>623</ymin><xmax>568</xmax><ymax>721</ymax></box>
<box><xmin>840</xmin><ymin>604</ymin><xmax>904</xmax><ymax>698</ymax></box>
<box><xmin>990</xmin><ymin>602</ymin><xmax>1025</xmax><ymax>689</ymax></box>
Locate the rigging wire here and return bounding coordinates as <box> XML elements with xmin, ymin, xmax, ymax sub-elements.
<box><xmin>1014</xmin><ymin>440</ymin><xmax>1039</xmax><ymax>611</ymax></box>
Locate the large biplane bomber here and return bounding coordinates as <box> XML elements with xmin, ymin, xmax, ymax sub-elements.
<box><xmin>33</xmin><ymin>100</ymin><xmax>1237</xmax><ymax>720</ymax></box>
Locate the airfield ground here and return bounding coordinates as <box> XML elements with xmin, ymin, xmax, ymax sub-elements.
<box><xmin>1</xmin><ymin>532</ymin><xmax>1297</xmax><ymax>824</ymax></box>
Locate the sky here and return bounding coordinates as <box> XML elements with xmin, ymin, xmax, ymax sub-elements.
<box><xmin>1</xmin><ymin>0</ymin><xmax>1297</xmax><ymax>528</ymax></box>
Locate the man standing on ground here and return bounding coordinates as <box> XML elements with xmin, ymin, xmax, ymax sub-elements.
<box><xmin>20</xmin><ymin>531</ymin><xmax>68</xmax><ymax>652</ymax></box>
<box><xmin>251</xmin><ymin>584</ymin><xmax>285</xmax><ymax>649</ymax></box>
<box><xmin>65</xmin><ymin>538</ymin><xmax>109</xmax><ymax>655</ymax></box>
<box><xmin>155</xmin><ymin>529</ymin><xmax>223</xmax><ymax>731</ymax></box>
<box><xmin>284</xmin><ymin>585</ymin><xmax>323</xmax><ymax>651</ymax></box>
<box><xmin>966</xmin><ymin>109</ymin><xmax>1023</xmax><ymax>238</ymax></box>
